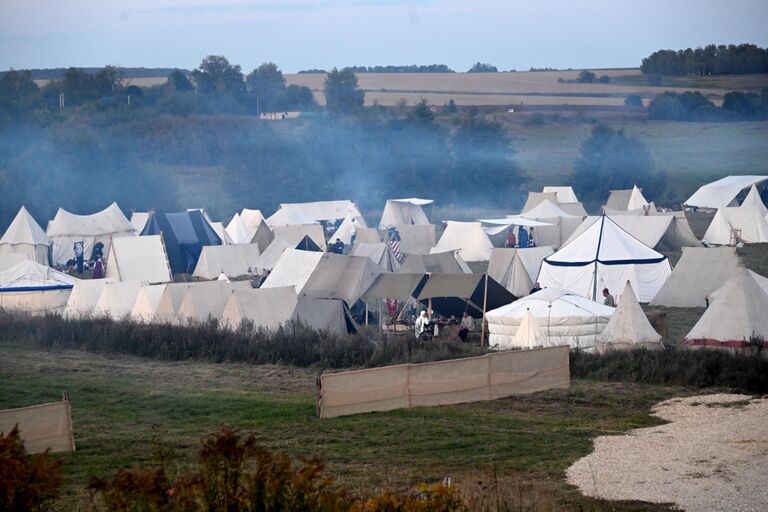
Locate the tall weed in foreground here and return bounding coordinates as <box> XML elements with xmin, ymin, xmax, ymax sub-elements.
<box><xmin>571</xmin><ymin>347</ymin><xmax>768</xmax><ymax>394</ymax></box>
<box><xmin>0</xmin><ymin>426</ymin><xmax>63</xmax><ymax>511</ymax></box>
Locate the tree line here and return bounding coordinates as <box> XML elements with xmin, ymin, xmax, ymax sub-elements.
<box><xmin>647</xmin><ymin>89</ymin><xmax>768</xmax><ymax>121</ymax></box>
<box><xmin>641</xmin><ymin>44</ymin><xmax>768</xmax><ymax>76</ymax></box>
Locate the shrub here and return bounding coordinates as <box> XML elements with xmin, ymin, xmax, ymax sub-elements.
<box><xmin>570</xmin><ymin>347</ymin><xmax>768</xmax><ymax>394</ymax></box>
<box><xmin>624</xmin><ymin>94</ymin><xmax>643</xmax><ymax>107</ymax></box>
<box><xmin>0</xmin><ymin>426</ymin><xmax>63</xmax><ymax>511</ymax></box>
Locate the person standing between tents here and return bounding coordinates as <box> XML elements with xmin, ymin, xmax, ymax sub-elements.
<box><xmin>92</xmin><ymin>257</ymin><xmax>104</xmax><ymax>279</ymax></box>
<box><xmin>530</xmin><ymin>281</ymin><xmax>542</xmax><ymax>294</ymax></box>
<box><xmin>330</xmin><ymin>238</ymin><xmax>345</xmax><ymax>254</ymax></box>
<box><xmin>518</xmin><ymin>226</ymin><xmax>529</xmax><ymax>248</ymax></box>
<box><xmin>458</xmin><ymin>311</ymin><xmax>474</xmax><ymax>342</ymax></box>
<box><xmin>528</xmin><ymin>227</ymin><xmax>536</xmax><ymax>247</ymax></box>
<box><xmin>505</xmin><ymin>228</ymin><xmax>517</xmax><ymax>248</ymax></box>
<box><xmin>415</xmin><ymin>310</ymin><xmax>430</xmax><ymax>339</ymax></box>
<box><xmin>602</xmin><ymin>288</ymin><xmax>615</xmax><ymax>307</ymax></box>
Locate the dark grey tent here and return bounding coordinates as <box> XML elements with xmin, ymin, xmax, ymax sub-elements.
<box><xmin>415</xmin><ymin>273</ymin><xmax>516</xmax><ymax>319</ymax></box>
<box><xmin>141</xmin><ymin>211</ymin><xmax>221</xmax><ymax>275</ymax></box>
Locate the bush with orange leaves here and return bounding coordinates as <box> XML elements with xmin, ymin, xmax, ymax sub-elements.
<box><xmin>0</xmin><ymin>425</ymin><xmax>64</xmax><ymax>511</ymax></box>
<box><xmin>89</xmin><ymin>426</ymin><xmax>467</xmax><ymax>512</ymax></box>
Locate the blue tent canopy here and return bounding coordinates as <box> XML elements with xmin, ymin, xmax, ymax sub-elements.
<box><xmin>141</xmin><ymin>211</ymin><xmax>221</xmax><ymax>275</ymax></box>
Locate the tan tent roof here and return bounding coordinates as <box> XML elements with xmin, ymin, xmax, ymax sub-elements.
<box><xmin>192</xmin><ymin>244</ymin><xmax>261</xmax><ymax>280</ymax></box>
<box><xmin>398</xmin><ymin>251</ymin><xmax>471</xmax><ymax>274</ymax></box>
<box><xmin>176</xmin><ymin>281</ymin><xmax>252</xmax><ymax>324</ymax></box>
<box><xmin>393</xmin><ymin>224</ymin><xmax>435</xmax><ymax>254</ymax></box>
<box><xmin>650</xmin><ymin>247</ymin><xmax>741</xmax><ymax>307</ymax></box>
<box><xmin>104</xmin><ymin>235</ymin><xmax>172</xmax><ymax>284</ymax></box>
<box><xmin>221</xmin><ymin>286</ymin><xmax>297</xmax><ymax>330</ymax></box>
<box><xmin>300</xmin><ymin>253</ymin><xmax>382</xmax><ymax>305</ymax></box>
<box><xmin>597</xmin><ymin>281</ymin><xmax>662</xmax><ymax>351</ymax></box>
<box><xmin>362</xmin><ymin>273</ymin><xmax>427</xmax><ymax>301</ymax></box>
<box><xmin>432</xmin><ymin>221</ymin><xmax>493</xmax><ymax>262</ymax></box>
<box><xmin>272</xmin><ymin>224</ymin><xmax>327</xmax><ymax>251</ymax></box>
<box><xmin>94</xmin><ymin>281</ymin><xmax>142</xmax><ymax>320</ymax></box>
<box><xmin>487</xmin><ymin>246</ymin><xmax>554</xmax><ymax>297</ymax></box>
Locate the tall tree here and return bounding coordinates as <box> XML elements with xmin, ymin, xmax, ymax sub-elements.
<box><xmin>571</xmin><ymin>124</ymin><xmax>663</xmax><ymax>205</ymax></box>
<box><xmin>323</xmin><ymin>68</ymin><xmax>364</xmax><ymax>114</ymax></box>
<box><xmin>166</xmin><ymin>70</ymin><xmax>194</xmax><ymax>93</ymax></box>
<box><xmin>246</xmin><ymin>62</ymin><xmax>286</xmax><ymax>112</ymax></box>
<box><xmin>190</xmin><ymin>55</ymin><xmax>245</xmax><ymax>96</ymax></box>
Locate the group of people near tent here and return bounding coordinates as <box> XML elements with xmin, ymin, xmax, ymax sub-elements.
<box><xmin>1</xmin><ymin>177</ymin><xmax>767</xmax><ymax>353</ymax></box>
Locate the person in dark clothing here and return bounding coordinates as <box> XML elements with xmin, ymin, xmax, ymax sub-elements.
<box><xmin>330</xmin><ymin>238</ymin><xmax>345</xmax><ymax>254</ymax></box>
<box><xmin>530</xmin><ymin>281</ymin><xmax>542</xmax><ymax>294</ymax></box>
<box><xmin>518</xmin><ymin>227</ymin><xmax>529</xmax><ymax>248</ymax></box>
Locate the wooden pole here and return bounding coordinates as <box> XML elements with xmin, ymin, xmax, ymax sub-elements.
<box><xmin>365</xmin><ymin>301</ymin><xmax>369</xmax><ymax>327</ymax></box>
<box><xmin>480</xmin><ymin>273</ymin><xmax>489</xmax><ymax>347</ymax></box>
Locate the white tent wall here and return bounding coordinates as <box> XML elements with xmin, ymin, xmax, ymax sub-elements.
<box><xmin>379</xmin><ymin>199</ymin><xmax>432</xmax><ymax>228</ymax></box>
<box><xmin>64</xmin><ymin>279</ymin><xmax>115</xmax><ymax>318</ymax></box>
<box><xmin>486</xmin><ymin>288</ymin><xmax>614</xmax><ymax>350</ymax></box>
<box><xmin>47</xmin><ymin>202</ymin><xmax>136</xmax><ymax>265</ymax></box>
<box><xmin>432</xmin><ymin>221</ymin><xmax>493</xmax><ymax>262</ymax></box>
<box><xmin>393</xmin><ymin>224</ymin><xmax>435</xmax><ymax>254</ymax></box>
<box><xmin>741</xmin><ymin>184</ymin><xmax>768</xmax><ymax>214</ymax></box>
<box><xmin>271</xmin><ymin>224</ymin><xmax>327</xmax><ymax>251</ymax></box>
<box><xmin>131</xmin><ymin>284</ymin><xmax>170</xmax><ymax>322</ymax></box>
<box><xmin>702</xmin><ymin>207</ymin><xmax>768</xmax><ymax>245</ymax></box>
<box><xmin>252</xmin><ymin>238</ymin><xmax>291</xmax><ymax>273</ymax></box>
<box><xmin>566</xmin><ymin>215</ymin><xmax>699</xmax><ymax>252</ymax></box>
<box><xmin>596</xmin><ymin>281</ymin><xmax>662</xmax><ymax>352</ymax></box>
<box><xmin>354</xmin><ymin>227</ymin><xmax>381</xmax><ymax>243</ymax></box>
<box><xmin>292</xmin><ymin>298</ymin><xmax>353</xmax><ymax>335</ymax></box>
<box><xmin>514</xmin><ymin>311</ymin><xmax>549</xmax><ymax>349</ymax></box>
<box><xmin>129</xmin><ymin>212</ymin><xmax>149</xmax><ymax>233</ymax></box>
<box><xmin>0</xmin><ymin>260</ymin><xmax>76</xmax><ymax>313</ymax></box>
<box><xmin>240</xmin><ymin>209</ymin><xmax>266</xmax><ymax>232</ymax></box>
<box><xmin>650</xmin><ymin>247</ymin><xmax>740</xmax><ymax>307</ymax></box>
<box><xmin>542</xmin><ymin>186</ymin><xmax>579</xmax><ymax>204</ymax></box>
<box><xmin>193</xmin><ymin>244</ymin><xmax>261</xmax><ymax>280</ymax></box>
<box><xmin>300</xmin><ymin>253</ymin><xmax>382</xmax><ymax>305</ymax></box>
<box><xmin>268</xmin><ymin>200</ymin><xmax>361</xmax><ymax>226</ymax></box>
<box><xmin>221</xmin><ymin>286</ymin><xmax>297</xmax><ymax>330</ymax></box>
<box><xmin>94</xmin><ymin>281</ymin><xmax>142</xmax><ymax>320</ymax></box>
<box><xmin>176</xmin><ymin>281</ymin><xmax>252</xmax><ymax>324</ymax></box>
<box><xmin>210</xmin><ymin>222</ymin><xmax>234</xmax><ymax>245</ymax></box>
<box><xmin>488</xmin><ymin>247</ymin><xmax>554</xmax><ymax>297</ymax></box>
<box><xmin>226</xmin><ymin>213</ymin><xmax>252</xmax><ymax>244</ymax></box>
<box><xmin>351</xmin><ymin>242</ymin><xmax>401</xmax><ymax>272</ymax></box>
<box><xmin>684</xmin><ymin>267</ymin><xmax>768</xmax><ymax>349</ymax></box>
<box><xmin>262</xmin><ymin>249</ymin><xmax>324</xmax><ymax>293</ymax></box>
<box><xmin>0</xmin><ymin>206</ymin><xmax>51</xmax><ymax>265</ymax></box>
<box><xmin>104</xmin><ymin>235</ymin><xmax>172</xmax><ymax>284</ymax></box>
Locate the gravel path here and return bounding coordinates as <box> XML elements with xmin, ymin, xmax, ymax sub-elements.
<box><xmin>567</xmin><ymin>393</ymin><xmax>768</xmax><ymax>511</ymax></box>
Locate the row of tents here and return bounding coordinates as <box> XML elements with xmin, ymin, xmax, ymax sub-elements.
<box><xmin>0</xmin><ymin>177</ymin><xmax>766</xmax><ymax>352</ymax></box>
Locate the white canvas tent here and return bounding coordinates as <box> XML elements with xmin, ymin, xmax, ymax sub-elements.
<box><xmin>351</xmin><ymin>242</ymin><xmax>400</xmax><ymax>272</ymax></box>
<box><xmin>225</xmin><ymin>213</ymin><xmax>252</xmax><ymax>244</ymax></box>
<box><xmin>741</xmin><ymin>184</ymin><xmax>768</xmax><ymax>215</ymax></box>
<box><xmin>604</xmin><ymin>186</ymin><xmax>650</xmax><ymax>212</ymax></box>
<box><xmin>486</xmin><ymin>287</ymin><xmax>614</xmax><ymax>350</ymax></box>
<box><xmin>0</xmin><ymin>260</ymin><xmax>76</xmax><ymax>313</ymax></box>
<box><xmin>684</xmin><ymin>267</ymin><xmax>768</xmax><ymax>350</ymax></box>
<box><xmin>47</xmin><ymin>202</ymin><xmax>136</xmax><ymax>265</ymax></box>
<box><xmin>516</xmin><ymin>199</ymin><xmax>583</xmax><ymax>248</ymax></box>
<box><xmin>596</xmin><ymin>281</ymin><xmax>662</xmax><ymax>352</ymax></box>
<box><xmin>129</xmin><ymin>212</ymin><xmax>150</xmax><ymax>233</ymax></box>
<box><xmin>565</xmin><ymin>215</ymin><xmax>700</xmax><ymax>252</ymax></box>
<box><xmin>522</xmin><ymin>191</ymin><xmax>588</xmax><ymax>217</ymax></box>
<box><xmin>193</xmin><ymin>244</ymin><xmax>261</xmax><ymax>280</ymax></box>
<box><xmin>391</xmin><ymin>224</ymin><xmax>435</xmax><ymax>254</ymax></box>
<box><xmin>267</xmin><ymin>200</ymin><xmax>362</xmax><ymax>226</ymax></box>
<box><xmin>0</xmin><ymin>206</ymin><xmax>50</xmax><ymax>265</ymax></box>
<box><xmin>513</xmin><ymin>311</ymin><xmax>549</xmax><ymax>349</ymax></box>
<box><xmin>221</xmin><ymin>286</ymin><xmax>298</xmax><ymax>330</ymax></box>
<box><xmin>432</xmin><ymin>221</ymin><xmax>493</xmax><ymax>262</ymax></box>
<box><xmin>397</xmin><ymin>251</ymin><xmax>471</xmax><ymax>274</ymax></box>
<box><xmin>537</xmin><ymin>215</ymin><xmax>672</xmax><ymax>302</ymax></box>
<box><xmin>300</xmin><ymin>253</ymin><xmax>382</xmax><ymax>305</ymax></box>
<box><xmin>331</xmin><ymin>210</ymin><xmax>369</xmax><ymax>245</ymax></box>
<box><xmin>209</xmin><ymin>222</ymin><xmax>234</xmax><ymax>245</ymax></box>
<box><xmin>708</xmin><ymin>269</ymin><xmax>768</xmax><ymax>304</ymax></box>
<box><xmin>650</xmin><ymin>247</ymin><xmax>741</xmax><ymax>307</ymax></box>
<box><xmin>487</xmin><ymin>246</ymin><xmax>554</xmax><ymax>297</ymax></box>
<box><xmin>104</xmin><ymin>235</ymin><xmax>172</xmax><ymax>284</ymax></box>
<box><xmin>240</xmin><ymin>209</ymin><xmax>266</xmax><ymax>232</ymax></box>
<box><xmin>261</xmin><ymin>249</ymin><xmax>325</xmax><ymax>293</ymax></box>
<box><xmin>64</xmin><ymin>279</ymin><xmax>115</xmax><ymax>318</ymax></box>
<box><xmin>702</xmin><ymin>207</ymin><xmax>768</xmax><ymax>245</ymax></box>
<box><xmin>684</xmin><ymin>175</ymin><xmax>768</xmax><ymax>210</ymax></box>
<box><xmin>131</xmin><ymin>282</ymin><xmax>192</xmax><ymax>323</ymax></box>
<box><xmin>94</xmin><ymin>281</ymin><xmax>142</xmax><ymax>320</ymax></box>
<box><xmin>542</xmin><ymin>186</ymin><xmax>579</xmax><ymax>204</ymax></box>
<box><xmin>271</xmin><ymin>224</ymin><xmax>327</xmax><ymax>252</ymax></box>
<box><xmin>252</xmin><ymin>238</ymin><xmax>292</xmax><ymax>273</ymax></box>
<box><xmin>379</xmin><ymin>198</ymin><xmax>433</xmax><ymax>228</ymax></box>
<box><xmin>176</xmin><ymin>281</ymin><xmax>252</xmax><ymax>324</ymax></box>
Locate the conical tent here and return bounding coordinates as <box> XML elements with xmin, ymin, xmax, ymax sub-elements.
<box><xmin>432</xmin><ymin>221</ymin><xmax>493</xmax><ymax>262</ymax></box>
<box><xmin>741</xmin><ymin>184</ymin><xmax>767</xmax><ymax>215</ymax></box>
<box><xmin>596</xmin><ymin>281</ymin><xmax>662</xmax><ymax>352</ymax></box>
<box><xmin>537</xmin><ymin>215</ymin><xmax>672</xmax><ymax>302</ymax></box>
<box><xmin>650</xmin><ymin>247</ymin><xmax>741</xmax><ymax>307</ymax></box>
<box><xmin>708</xmin><ymin>269</ymin><xmax>768</xmax><ymax>303</ymax></box>
<box><xmin>702</xmin><ymin>207</ymin><xmax>768</xmax><ymax>245</ymax></box>
<box><xmin>0</xmin><ymin>206</ymin><xmax>50</xmax><ymax>265</ymax></box>
<box><xmin>684</xmin><ymin>267</ymin><xmax>768</xmax><ymax>349</ymax></box>
<box><xmin>514</xmin><ymin>310</ymin><xmax>548</xmax><ymax>349</ymax></box>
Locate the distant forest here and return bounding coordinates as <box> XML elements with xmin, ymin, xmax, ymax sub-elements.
<box><xmin>641</xmin><ymin>44</ymin><xmax>768</xmax><ymax>76</ymax></box>
<box><xmin>0</xmin><ymin>67</ymin><xmax>189</xmax><ymax>80</ymax></box>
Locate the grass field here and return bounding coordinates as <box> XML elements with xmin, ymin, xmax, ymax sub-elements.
<box><xmin>286</xmin><ymin>69</ymin><xmax>768</xmax><ymax>107</ymax></box>
<box><xmin>1</xmin><ymin>340</ymin><xmax>687</xmax><ymax>510</ymax></box>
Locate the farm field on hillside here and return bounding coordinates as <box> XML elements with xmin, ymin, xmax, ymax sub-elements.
<box><xmin>0</xmin><ymin>340</ymin><xmax>682</xmax><ymax>511</ymax></box>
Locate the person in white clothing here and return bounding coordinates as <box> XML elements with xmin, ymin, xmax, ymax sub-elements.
<box><xmin>458</xmin><ymin>311</ymin><xmax>475</xmax><ymax>342</ymax></box>
<box><xmin>415</xmin><ymin>310</ymin><xmax>430</xmax><ymax>339</ymax></box>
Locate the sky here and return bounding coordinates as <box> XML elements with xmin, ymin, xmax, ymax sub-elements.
<box><xmin>1</xmin><ymin>0</ymin><xmax>767</xmax><ymax>73</ymax></box>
